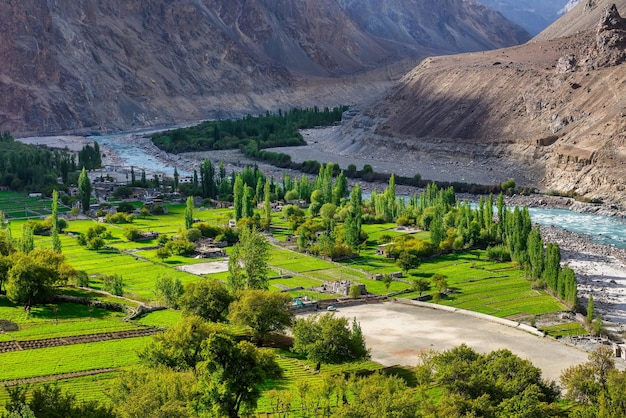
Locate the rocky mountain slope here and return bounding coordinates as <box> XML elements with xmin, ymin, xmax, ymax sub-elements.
<box><xmin>332</xmin><ymin>1</ymin><xmax>626</xmax><ymax>205</ymax></box>
<box><xmin>0</xmin><ymin>0</ymin><xmax>529</xmax><ymax>136</ymax></box>
<box><xmin>476</xmin><ymin>0</ymin><xmax>580</xmax><ymax>35</ymax></box>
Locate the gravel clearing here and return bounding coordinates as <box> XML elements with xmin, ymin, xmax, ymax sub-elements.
<box><xmin>329</xmin><ymin>302</ymin><xmax>597</xmax><ymax>383</ymax></box>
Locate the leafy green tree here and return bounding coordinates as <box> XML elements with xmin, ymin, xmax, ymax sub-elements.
<box><xmin>527</xmin><ymin>226</ymin><xmax>544</xmax><ymax>280</ymax></box>
<box><xmin>156</xmin><ymin>246</ymin><xmax>171</xmax><ymax>262</ymax></box>
<box><xmin>110</xmin><ymin>368</ymin><xmax>196</xmax><ymax>418</ymax></box>
<box><xmin>292</xmin><ymin>313</ymin><xmax>369</xmax><ymax>364</ymax></box>
<box><xmin>344</xmin><ymin>184</ymin><xmax>362</xmax><ymax>251</ymax></box>
<box><xmin>333</xmin><ymin>373</ymin><xmax>418</xmax><ymax>418</ymax></box>
<box><xmin>196</xmin><ymin>333</ymin><xmax>282</xmax><ymax>418</ymax></box>
<box><xmin>4</xmin><ymin>383</ymin><xmax>115</xmax><ymax>418</ymax></box>
<box><xmin>227</xmin><ymin>226</ymin><xmax>270</xmax><ymax>291</ymax></box>
<box><xmin>154</xmin><ymin>275</ymin><xmax>184</xmax><ymax>308</ymax></box>
<box><xmin>178</xmin><ymin>279</ymin><xmax>233</xmax><ymax>322</ymax></box>
<box><xmin>184</xmin><ymin>196</ymin><xmax>194</xmax><ymax>230</ymax></box>
<box><xmin>426</xmin><ymin>344</ymin><xmax>560</xmax><ymax>417</ymax></box>
<box><xmin>102</xmin><ymin>274</ymin><xmax>124</xmax><ymax>296</ymax></box>
<box><xmin>51</xmin><ymin>189</ymin><xmax>61</xmax><ymax>253</ymax></box>
<box><xmin>6</xmin><ymin>249</ymin><xmax>72</xmax><ymax>310</ymax></box>
<box><xmin>587</xmin><ymin>294</ymin><xmax>595</xmax><ymax>324</ymax></box>
<box><xmin>263</xmin><ymin>178</ymin><xmax>272</xmax><ymax>230</ymax></box>
<box><xmin>78</xmin><ymin>167</ymin><xmax>92</xmax><ymax>214</ymax></box>
<box><xmin>412</xmin><ymin>278</ymin><xmax>431</xmax><ymax>296</ymax></box>
<box><xmin>233</xmin><ymin>175</ymin><xmax>244</xmax><ymax>220</ymax></box>
<box><xmin>397</xmin><ymin>250</ymin><xmax>419</xmax><ymax>274</ymax></box>
<box><xmin>349</xmin><ymin>284</ymin><xmax>361</xmax><ymax>298</ymax></box>
<box><xmin>560</xmin><ymin>346</ymin><xmax>624</xmax><ymax>416</ymax></box>
<box><xmin>382</xmin><ymin>275</ymin><xmax>393</xmax><ymax>293</ymax></box>
<box><xmin>432</xmin><ymin>274</ymin><xmax>448</xmax><ymax>293</ymax></box>
<box><xmin>19</xmin><ymin>224</ymin><xmax>34</xmax><ymax>253</ymax></box>
<box><xmin>87</xmin><ymin>236</ymin><xmax>105</xmax><ymax>252</ymax></box>
<box><xmin>228</xmin><ymin>290</ymin><xmax>293</xmax><ymax>342</ymax></box>
<box><xmin>139</xmin><ymin>315</ymin><xmax>225</xmax><ymax>371</ymax></box>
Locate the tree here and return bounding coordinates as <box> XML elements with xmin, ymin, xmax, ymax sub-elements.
<box><xmin>156</xmin><ymin>246</ymin><xmax>171</xmax><ymax>262</ymax></box>
<box><xmin>228</xmin><ymin>290</ymin><xmax>293</xmax><ymax>342</ymax></box>
<box><xmin>412</xmin><ymin>278</ymin><xmax>431</xmax><ymax>296</ymax></box>
<box><xmin>333</xmin><ymin>373</ymin><xmax>418</xmax><ymax>418</ymax></box>
<box><xmin>397</xmin><ymin>250</ymin><xmax>419</xmax><ymax>274</ymax></box>
<box><xmin>196</xmin><ymin>333</ymin><xmax>282</xmax><ymax>418</ymax></box>
<box><xmin>19</xmin><ymin>224</ymin><xmax>34</xmax><ymax>253</ymax></box>
<box><xmin>184</xmin><ymin>196</ymin><xmax>194</xmax><ymax>230</ymax></box>
<box><xmin>263</xmin><ymin>178</ymin><xmax>272</xmax><ymax>230</ymax></box>
<box><xmin>5</xmin><ymin>383</ymin><xmax>115</xmax><ymax>418</ymax></box>
<box><xmin>154</xmin><ymin>275</ymin><xmax>184</xmax><ymax>308</ymax></box>
<box><xmin>102</xmin><ymin>274</ymin><xmax>124</xmax><ymax>296</ymax></box>
<box><xmin>78</xmin><ymin>167</ymin><xmax>92</xmax><ymax>214</ymax></box>
<box><xmin>344</xmin><ymin>184</ymin><xmax>362</xmax><ymax>251</ymax></box>
<box><xmin>110</xmin><ymin>368</ymin><xmax>196</xmax><ymax>418</ymax></box>
<box><xmin>432</xmin><ymin>274</ymin><xmax>448</xmax><ymax>293</ymax></box>
<box><xmin>233</xmin><ymin>175</ymin><xmax>244</xmax><ymax>220</ymax></box>
<box><xmin>561</xmin><ymin>346</ymin><xmax>619</xmax><ymax>413</ymax></box>
<box><xmin>227</xmin><ymin>226</ymin><xmax>270</xmax><ymax>291</ymax></box>
<box><xmin>292</xmin><ymin>313</ymin><xmax>369</xmax><ymax>364</ymax></box>
<box><xmin>51</xmin><ymin>189</ymin><xmax>61</xmax><ymax>253</ymax></box>
<box><xmin>178</xmin><ymin>279</ymin><xmax>234</xmax><ymax>322</ymax></box>
<box><xmin>139</xmin><ymin>315</ymin><xmax>225</xmax><ymax>371</ymax></box>
<box><xmin>382</xmin><ymin>275</ymin><xmax>393</xmax><ymax>293</ymax></box>
<box><xmin>6</xmin><ymin>249</ymin><xmax>72</xmax><ymax>310</ymax></box>
<box><xmin>349</xmin><ymin>284</ymin><xmax>361</xmax><ymax>298</ymax></box>
<box><xmin>427</xmin><ymin>345</ymin><xmax>560</xmax><ymax>417</ymax></box>
<box><xmin>587</xmin><ymin>294</ymin><xmax>595</xmax><ymax>324</ymax></box>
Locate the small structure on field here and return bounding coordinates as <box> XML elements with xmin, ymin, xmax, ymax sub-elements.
<box><xmin>318</xmin><ymin>280</ymin><xmax>366</xmax><ymax>296</ymax></box>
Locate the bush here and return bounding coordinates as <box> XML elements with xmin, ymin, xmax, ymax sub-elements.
<box><xmin>486</xmin><ymin>245</ymin><xmax>511</xmax><ymax>261</ymax></box>
<box><xmin>184</xmin><ymin>228</ymin><xmax>202</xmax><ymax>242</ymax></box>
<box><xmin>102</xmin><ymin>274</ymin><xmax>124</xmax><ymax>296</ymax></box>
<box><xmin>123</xmin><ymin>227</ymin><xmax>143</xmax><ymax>242</ymax></box>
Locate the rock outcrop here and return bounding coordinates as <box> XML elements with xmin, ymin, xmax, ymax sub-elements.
<box><xmin>333</xmin><ymin>1</ymin><xmax>626</xmax><ymax>206</ymax></box>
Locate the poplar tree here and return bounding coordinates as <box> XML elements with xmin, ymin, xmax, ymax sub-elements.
<box><xmin>587</xmin><ymin>294</ymin><xmax>594</xmax><ymax>323</ymax></box>
<box><xmin>263</xmin><ymin>178</ymin><xmax>272</xmax><ymax>230</ymax></box>
<box><xmin>184</xmin><ymin>196</ymin><xmax>194</xmax><ymax>230</ymax></box>
<box><xmin>51</xmin><ymin>189</ymin><xmax>62</xmax><ymax>253</ymax></box>
<box><xmin>233</xmin><ymin>175</ymin><xmax>244</xmax><ymax>220</ymax></box>
<box><xmin>78</xmin><ymin>167</ymin><xmax>92</xmax><ymax>214</ymax></box>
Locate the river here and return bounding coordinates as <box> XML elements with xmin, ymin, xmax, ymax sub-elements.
<box><xmin>92</xmin><ymin>132</ymin><xmax>626</xmax><ymax>249</ymax></box>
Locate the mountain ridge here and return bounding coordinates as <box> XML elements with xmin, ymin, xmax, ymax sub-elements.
<box><xmin>0</xmin><ymin>0</ymin><xmax>529</xmax><ymax>136</ymax></box>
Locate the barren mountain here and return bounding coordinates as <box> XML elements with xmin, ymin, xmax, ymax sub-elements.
<box><xmin>332</xmin><ymin>1</ymin><xmax>626</xmax><ymax>205</ymax></box>
<box><xmin>0</xmin><ymin>0</ymin><xmax>529</xmax><ymax>136</ymax></box>
<box><xmin>476</xmin><ymin>0</ymin><xmax>579</xmax><ymax>35</ymax></box>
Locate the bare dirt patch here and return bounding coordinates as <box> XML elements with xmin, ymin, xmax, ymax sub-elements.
<box><xmin>329</xmin><ymin>302</ymin><xmax>594</xmax><ymax>383</ymax></box>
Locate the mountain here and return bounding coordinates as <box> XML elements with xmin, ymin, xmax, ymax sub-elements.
<box><xmin>476</xmin><ymin>0</ymin><xmax>580</xmax><ymax>35</ymax></box>
<box><xmin>333</xmin><ymin>0</ymin><xmax>626</xmax><ymax>204</ymax></box>
<box><xmin>0</xmin><ymin>0</ymin><xmax>529</xmax><ymax>136</ymax></box>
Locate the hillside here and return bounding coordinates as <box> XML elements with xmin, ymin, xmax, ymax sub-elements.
<box><xmin>330</xmin><ymin>1</ymin><xmax>626</xmax><ymax>204</ymax></box>
<box><xmin>0</xmin><ymin>0</ymin><xmax>529</xmax><ymax>136</ymax></box>
<box><xmin>476</xmin><ymin>0</ymin><xmax>579</xmax><ymax>35</ymax></box>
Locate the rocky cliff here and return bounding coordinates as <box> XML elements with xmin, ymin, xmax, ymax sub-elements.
<box><xmin>332</xmin><ymin>1</ymin><xmax>626</xmax><ymax>204</ymax></box>
<box><xmin>0</xmin><ymin>0</ymin><xmax>529</xmax><ymax>136</ymax></box>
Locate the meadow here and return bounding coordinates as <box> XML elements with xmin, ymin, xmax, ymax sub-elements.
<box><xmin>0</xmin><ymin>192</ymin><xmax>582</xmax><ymax>413</ymax></box>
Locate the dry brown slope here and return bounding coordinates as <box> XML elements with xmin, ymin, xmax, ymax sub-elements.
<box><xmin>535</xmin><ymin>0</ymin><xmax>626</xmax><ymax>41</ymax></box>
<box><xmin>345</xmin><ymin>5</ymin><xmax>626</xmax><ymax>204</ymax></box>
<box><xmin>0</xmin><ymin>0</ymin><xmax>529</xmax><ymax>136</ymax></box>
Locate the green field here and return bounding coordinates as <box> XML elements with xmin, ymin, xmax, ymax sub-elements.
<box><xmin>0</xmin><ymin>193</ymin><xmax>582</xmax><ymax>414</ymax></box>
<box><xmin>0</xmin><ymin>192</ymin><xmax>70</xmax><ymax>219</ymax></box>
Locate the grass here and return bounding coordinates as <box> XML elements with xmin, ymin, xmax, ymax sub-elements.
<box><xmin>0</xmin><ymin>193</ymin><xmax>582</xmax><ymax>414</ymax></box>
<box><xmin>0</xmin><ymin>297</ymin><xmax>139</xmax><ymax>342</ymax></box>
<box><xmin>0</xmin><ymin>337</ymin><xmax>150</xmax><ymax>381</ymax></box>
<box><xmin>540</xmin><ymin>322</ymin><xmax>588</xmax><ymax>338</ymax></box>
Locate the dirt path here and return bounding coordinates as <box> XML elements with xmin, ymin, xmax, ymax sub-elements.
<box><xmin>0</xmin><ymin>328</ymin><xmax>159</xmax><ymax>354</ymax></box>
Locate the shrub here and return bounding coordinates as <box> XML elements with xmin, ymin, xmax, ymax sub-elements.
<box><xmin>486</xmin><ymin>245</ymin><xmax>511</xmax><ymax>261</ymax></box>
<box><xmin>102</xmin><ymin>274</ymin><xmax>124</xmax><ymax>296</ymax></box>
<box><xmin>123</xmin><ymin>227</ymin><xmax>143</xmax><ymax>241</ymax></box>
